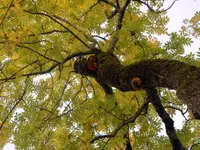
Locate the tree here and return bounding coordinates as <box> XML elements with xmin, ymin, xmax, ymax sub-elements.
<box><xmin>0</xmin><ymin>0</ymin><xmax>200</xmax><ymax>150</ymax></box>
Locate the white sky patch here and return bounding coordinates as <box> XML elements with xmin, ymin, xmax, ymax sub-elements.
<box><xmin>158</xmin><ymin>110</ymin><xmax>186</xmax><ymax>136</ymax></box>
<box><xmin>3</xmin><ymin>143</ymin><xmax>15</xmax><ymax>150</ymax></box>
<box><xmin>33</xmin><ymin>73</ymin><xmax>52</xmax><ymax>82</ymax></box>
<box><xmin>158</xmin><ymin>0</ymin><xmax>200</xmax><ymax>55</ymax></box>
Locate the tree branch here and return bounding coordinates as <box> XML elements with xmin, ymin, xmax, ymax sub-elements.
<box><xmin>164</xmin><ymin>105</ymin><xmax>188</xmax><ymax>121</ymax></box>
<box><xmin>145</xmin><ymin>88</ymin><xmax>186</xmax><ymax>150</ymax></box>
<box><xmin>190</xmin><ymin>142</ymin><xmax>200</xmax><ymax>150</ymax></box>
<box><xmin>124</xmin><ymin>130</ymin><xmax>133</xmax><ymax>150</ymax></box>
<box><xmin>134</xmin><ymin>0</ymin><xmax>176</xmax><ymax>13</ymax></box>
<box><xmin>23</xmin><ymin>10</ymin><xmax>91</xmax><ymax>49</ymax></box>
<box><xmin>28</xmin><ymin>30</ymin><xmax>69</xmax><ymax>36</ymax></box>
<box><xmin>0</xmin><ymin>0</ymin><xmax>14</xmax><ymax>28</ymax></box>
<box><xmin>91</xmin><ymin>101</ymin><xmax>149</xmax><ymax>143</ymax></box>
<box><xmin>108</xmin><ymin>0</ymin><xmax>131</xmax><ymax>53</ymax></box>
<box><xmin>0</xmin><ymin>50</ymin><xmax>99</xmax><ymax>82</ymax></box>
<box><xmin>0</xmin><ymin>90</ymin><xmax>26</xmax><ymax>131</ymax></box>
<box><xmin>16</xmin><ymin>45</ymin><xmax>59</xmax><ymax>63</ymax></box>
<box><xmin>99</xmin><ymin>0</ymin><xmax>117</xmax><ymax>8</ymax></box>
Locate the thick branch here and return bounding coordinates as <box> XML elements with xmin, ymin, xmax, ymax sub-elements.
<box><xmin>124</xmin><ymin>129</ymin><xmax>133</xmax><ymax>150</ymax></box>
<box><xmin>145</xmin><ymin>88</ymin><xmax>186</xmax><ymax>150</ymax></box>
<box><xmin>0</xmin><ymin>50</ymin><xmax>98</xmax><ymax>82</ymax></box>
<box><xmin>75</xmin><ymin>52</ymin><xmax>200</xmax><ymax>149</ymax></box>
<box><xmin>108</xmin><ymin>0</ymin><xmax>131</xmax><ymax>53</ymax></box>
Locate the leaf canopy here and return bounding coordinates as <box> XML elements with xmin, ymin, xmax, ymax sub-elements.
<box><xmin>0</xmin><ymin>0</ymin><xmax>200</xmax><ymax>149</ymax></box>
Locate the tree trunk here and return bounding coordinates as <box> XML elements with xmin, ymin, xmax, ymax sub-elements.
<box><xmin>74</xmin><ymin>52</ymin><xmax>200</xmax><ymax>118</ymax></box>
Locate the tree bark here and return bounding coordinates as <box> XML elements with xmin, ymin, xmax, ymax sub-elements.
<box><xmin>74</xmin><ymin>51</ymin><xmax>198</xmax><ymax>149</ymax></box>
<box><xmin>74</xmin><ymin>52</ymin><xmax>200</xmax><ymax>117</ymax></box>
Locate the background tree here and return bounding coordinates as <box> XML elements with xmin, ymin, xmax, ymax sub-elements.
<box><xmin>0</xmin><ymin>0</ymin><xmax>200</xmax><ymax>150</ymax></box>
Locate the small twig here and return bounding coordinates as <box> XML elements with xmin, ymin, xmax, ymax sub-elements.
<box><xmin>0</xmin><ymin>0</ymin><xmax>14</xmax><ymax>28</ymax></box>
<box><xmin>132</xmin><ymin>34</ymin><xmax>146</xmax><ymax>59</ymax></box>
<box><xmin>79</xmin><ymin>1</ymin><xmax>99</xmax><ymax>19</ymax></box>
<box><xmin>16</xmin><ymin>45</ymin><xmax>59</xmax><ymax>63</ymax></box>
<box><xmin>84</xmin><ymin>76</ymin><xmax>96</xmax><ymax>95</ymax></box>
<box><xmin>92</xmin><ymin>35</ymin><xmax>107</xmax><ymax>41</ymax></box>
<box><xmin>28</xmin><ymin>30</ymin><xmax>69</xmax><ymax>36</ymax></box>
<box><xmin>23</xmin><ymin>10</ymin><xmax>91</xmax><ymax>49</ymax></box>
<box><xmin>190</xmin><ymin>142</ymin><xmax>200</xmax><ymax>150</ymax></box>
<box><xmin>134</xmin><ymin>0</ymin><xmax>176</xmax><ymax>13</ymax></box>
<box><xmin>164</xmin><ymin>105</ymin><xmax>188</xmax><ymax>121</ymax></box>
<box><xmin>99</xmin><ymin>106</ymin><xmax>123</xmax><ymax>120</ymax></box>
<box><xmin>99</xmin><ymin>0</ymin><xmax>117</xmax><ymax>8</ymax></box>
<box><xmin>0</xmin><ymin>90</ymin><xmax>26</xmax><ymax>131</ymax></box>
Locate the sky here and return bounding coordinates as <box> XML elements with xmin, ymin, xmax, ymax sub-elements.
<box><xmin>161</xmin><ymin>0</ymin><xmax>200</xmax><ymax>55</ymax></box>
<box><xmin>3</xmin><ymin>0</ymin><xmax>200</xmax><ymax>149</ymax></box>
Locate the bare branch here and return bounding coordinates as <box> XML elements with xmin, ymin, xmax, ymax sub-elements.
<box><xmin>21</xmin><ymin>40</ymin><xmax>47</xmax><ymax>45</ymax></box>
<box><xmin>36</xmin><ymin>79</ymin><xmax>70</xmax><ymax>131</ymax></box>
<box><xmin>8</xmin><ymin>60</ymin><xmax>38</xmax><ymax>79</ymax></box>
<box><xmin>124</xmin><ymin>130</ymin><xmax>133</xmax><ymax>150</ymax></box>
<box><xmin>105</xmin><ymin>9</ymin><xmax>118</xmax><ymax>19</ymax></box>
<box><xmin>99</xmin><ymin>106</ymin><xmax>122</xmax><ymax>120</ymax></box>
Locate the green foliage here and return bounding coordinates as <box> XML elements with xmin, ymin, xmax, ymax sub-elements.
<box><xmin>0</xmin><ymin>0</ymin><xmax>200</xmax><ymax>149</ymax></box>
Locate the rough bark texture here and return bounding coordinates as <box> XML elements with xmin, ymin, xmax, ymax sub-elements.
<box><xmin>74</xmin><ymin>52</ymin><xmax>200</xmax><ymax>117</ymax></box>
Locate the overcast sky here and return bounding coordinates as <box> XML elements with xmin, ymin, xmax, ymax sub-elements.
<box><xmin>3</xmin><ymin>0</ymin><xmax>200</xmax><ymax>149</ymax></box>
<box><xmin>161</xmin><ymin>0</ymin><xmax>200</xmax><ymax>55</ymax></box>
